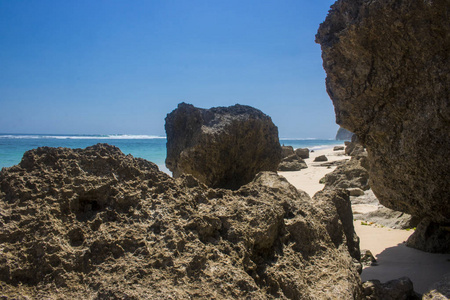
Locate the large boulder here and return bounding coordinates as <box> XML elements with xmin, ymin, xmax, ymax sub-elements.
<box><xmin>295</xmin><ymin>148</ymin><xmax>310</xmax><ymax>159</ymax></box>
<box><xmin>0</xmin><ymin>144</ymin><xmax>363</xmax><ymax>299</ymax></box>
<box><xmin>165</xmin><ymin>103</ymin><xmax>282</xmax><ymax>190</ymax></box>
<box><xmin>316</xmin><ymin>0</ymin><xmax>450</xmax><ymax>224</ymax></box>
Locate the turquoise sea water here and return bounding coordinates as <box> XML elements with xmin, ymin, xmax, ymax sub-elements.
<box><xmin>0</xmin><ymin>134</ymin><xmax>345</xmax><ymax>174</ymax></box>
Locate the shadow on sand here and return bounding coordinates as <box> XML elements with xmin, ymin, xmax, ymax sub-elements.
<box><xmin>361</xmin><ymin>242</ymin><xmax>450</xmax><ymax>294</ymax></box>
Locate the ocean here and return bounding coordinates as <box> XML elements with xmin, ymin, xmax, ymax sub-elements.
<box><xmin>0</xmin><ymin>134</ymin><xmax>345</xmax><ymax>174</ymax></box>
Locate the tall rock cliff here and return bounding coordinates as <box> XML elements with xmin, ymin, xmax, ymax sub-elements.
<box><xmin>316</xmin><ymin>0</ymin><xmax>450</xmax><ymax>226</ymax></box>
<box><xmin>165</xmin><ymin>103</ymin><xmax>282</xmax><ymax>190</ymax></box>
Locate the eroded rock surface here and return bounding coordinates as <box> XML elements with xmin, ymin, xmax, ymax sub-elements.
<box><xmin>278</xmin><ymin>154</ymin><xmax>308</xmax><ymax>172</ymax></box>
<box><xmin>165</xmin><ymin>103</ymin><xmax>282</xmax><ymax>190</ymax></box>
<box><xmin>362</xmin><ymin>277</ymin><xmax>420</xmax><ymax>300</ymax></box>
<box><xmin>321</xmin><ymin>156</ymin><xmax>370</xmax><ymax>191</ymax></box>
<box><xmin>345</xmin><ymin>135</ymin><xmax>365</xmax><ymax>157</ymax></box>
<box><xmin>295</xmin><ymin>148</ymin><xmax>310</xmax><ymax>159</ymax></box>
<box><xmin>314</xmin><ymin>189</ymin><xmax>360</xmax><ymax>263</ymax></box>
<box><xmin>0</xmin><ymin>144</ymin><xmax>362</xmax><ymax>299</ymax></box>
<box><xmin>316</xmin><ymin>0</ymin><xmax>450</xmax><ymax>224</ymax></box>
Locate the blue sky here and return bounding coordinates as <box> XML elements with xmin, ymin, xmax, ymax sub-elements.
<box><xmin>0</xmin><ymin>0</ymin><xmax>337</xmax><ymax>138</ymax></box>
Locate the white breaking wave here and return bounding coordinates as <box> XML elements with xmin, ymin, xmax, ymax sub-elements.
<box><xmin>0</xmin><ymin>134</ymin><xmax>166</xmax><ymax>140</ymax></box>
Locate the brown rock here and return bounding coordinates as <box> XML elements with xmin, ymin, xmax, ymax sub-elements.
<box><xmin>333</xmin><ymin>146</ymin><xmax>345</xmax><ymax>151</ymax></box>
<box><xmin>316</xmin><ymin>0</ymin><xmax>450</xmax><ymax>225</ymax></box>
<box><xmin>294</xmin><ymin>147</ymin><xmax>310</xmax><ymax>159</ymax></box>
<box><xmin>281</xmin><ymin>145</ymin><xmax>295</xmax><ymax>158</ymax></box>
<box><xmin>165</xmin><ymin>103</ymin><xmax>282</xmax><ymax>189</ymax></box>
<box><xmin>362</xmin><ymin>277</ymin><xmax>420</xmax><ymax>300</ymax></box>
<box><xmin>360</xmin><ymin>249</ymin><xmax>377</xmax><ymax>267</ymax></box>
<box><xmin>407</xmin><ymin>218</ymin><xmax>450</xmax><ymax>253</ymax></box>
<box><xmin>278</xmin><ymin>154</ymin><xmax>308</xmax><ymax>171</ymax></box>
<box><xmin>314</xmin><ymin>189</ymin><xmax>361</xmax><ymax>263</ymax></box>
<box><xmin>345</xmin><ymin>143</ymin><xmax>365</xmax><ymax>157</ymax></box>
<box><xmin>314</xmin><ymin>155</ymin><xmax>328</xmax><ymax>162</ymax></box>
<box><xmin>319</xmin><ymin>159</ymin><xmax>349</xmax><ymax>168</ymax></box>
<box><xmin>0</xmin><ymin>144</ymin><xmax>363</xmax><ymax>299</ymax></box>
<box><xmin>320</xmin><ymin>156</ymin><xmax>370</xmax><ymax>191</ymax></box>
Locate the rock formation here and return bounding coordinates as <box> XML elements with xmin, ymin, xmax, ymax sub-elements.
<box><xmin>0</xmin><ymin>144</ymin><xmax>363</xmax><ymax>299</ymax></box>
<box><xmin>314</xmin><ymin>189</ymin><xmax>360</xmax><ymax>264</ymax></box>
<box><xmin>406</xmin><ymin>218</ymin><xmax>450</xmax><ymax>253</ymax></box>
<box><xmin>314</xmin><ymin>155</ymin><xmax>328</xmax><ymax>162</ymax></box>
<box><xmin>362</xmin><ymin>277</ymin><xmax>419</xmax><ymax>300</ymax></box>
<box><xmin>281</xmin><ymin>145</ymin><xmax>295</xmax><ymax>158</ymax></box>
<box><xmin>345</xmin><ymin>135</ymin><xmax>365</xmax><ymax>157</ymax></box>
<box><xmin>316</xmin><ymin>0</ymin><xmax>450</xmax><ymax>226</ymax></box>
<box><xmin>278</xmin><ymin>154</ymin><xmax>308</xmax><ymax>171</ymax></box>
<box><xmin>295</xmin><ymin>148</ymin><xmax>309</xmax><ymax>159</ymax></box>
<box><xmin>165</xmin><ymin>103</ymin><xmax>282</xmax><ymax>190</ymax></box>
<box><xmin>335</xmin><ymin>127</ymin><xmax>353</xmax><ymax>141</ymax></box>
<box><xmin>320</xmin><ymin>156</ymin><xmax>370</xmax><ymax>192</ymax></box>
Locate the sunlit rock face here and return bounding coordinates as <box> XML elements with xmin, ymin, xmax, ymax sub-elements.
<box><xmin>0</xmin><ymin>144</ymin><xmax>362</xmax><ymax>298</ymax></box>
<box><xmin>316</xmin><ymin>0</ymin><xmax>450</xmax><ymax>224</ymax></box>
<box><xmin>165</xmin><ymin>102</ymin><xmax>282</xmax><ymax>190</ymax></box>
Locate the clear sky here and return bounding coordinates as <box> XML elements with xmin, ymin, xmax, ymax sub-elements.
<box><xmin>0</xmin><ymin>0</ymin><xmax>338</xmax><ymax>139</ymax></box>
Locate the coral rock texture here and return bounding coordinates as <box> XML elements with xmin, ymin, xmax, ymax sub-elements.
<box><xmin>0</xmin><ymin>144</ymin><xmax>362</xmax><ymax>299</ymax></box>
<box><xmin>316</xmin><ymin>0</ymin><xmax>450</xmax><ymax>223</ymax></box>
<box><xmin>165</xmin><ymin>103</ymin><xmax>282</xmax><ymax>189</ymax></box>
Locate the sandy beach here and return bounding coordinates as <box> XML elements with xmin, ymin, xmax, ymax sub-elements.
<box><xmin>279</xmin><ymin>145</ymin><xmax>450</xmax><ymax>294</ymax></box>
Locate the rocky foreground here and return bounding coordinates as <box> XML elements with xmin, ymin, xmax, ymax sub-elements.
<box><xmin>0</xmin><ymin>144</ymin><xmax>362</xmax><ymax>299</ymax></box>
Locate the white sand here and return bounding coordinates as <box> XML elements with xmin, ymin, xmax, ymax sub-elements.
<box><xmin>278</xmin><ymin>145</ymin><xmax>450</xmax><ymax>294</ymax></box>
<box><xmin>278</xmin><ymin>147</ymin><xmax>347</xmax><ymax>197</ymax></box>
